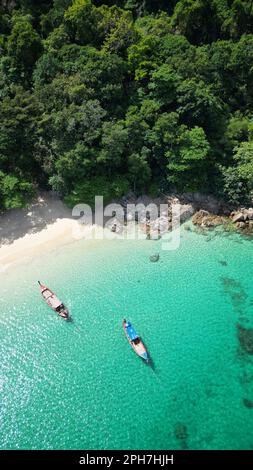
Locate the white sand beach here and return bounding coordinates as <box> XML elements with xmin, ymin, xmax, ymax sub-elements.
<box><xmin>0</xmin><ymin>193</ymin><xmax>80</xmax><ymax>272</ymax></box>
<box><xmin>0</xmin><ymin>192</ymin><xmax>158</xmax><ymax>272</ymax></box>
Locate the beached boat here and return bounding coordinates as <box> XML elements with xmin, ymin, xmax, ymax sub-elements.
<box><xmin>123</xmin><ymin>319</ymin><xmax>148</xmax><ymax>362</ymax></box>
<box><xmin>38</xmin><ymin>281</ymin><xmax>69</xmax><ymax>320</ymax></box>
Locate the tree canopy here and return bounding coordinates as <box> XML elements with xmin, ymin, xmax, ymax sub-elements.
<box><xmin>0</xmin><ymin>0</ymin><xmax>253</xmax><ymax>210</ymax></box>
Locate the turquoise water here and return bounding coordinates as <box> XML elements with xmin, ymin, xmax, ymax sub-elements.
<box><xmin>0</xmin><ymin>226</ymin><xmax>253</xmax><ymax>450</ymax></box>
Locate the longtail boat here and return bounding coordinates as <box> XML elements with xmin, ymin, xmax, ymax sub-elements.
<box><xmin>38</xmin><ymin>281</ymin><xmax>69</xmax><ymax>320</ymax></box>
<box><xmin>123</xmin><ymin>319</ymin><xmax>148</xmax><ymax>362</ymax></box>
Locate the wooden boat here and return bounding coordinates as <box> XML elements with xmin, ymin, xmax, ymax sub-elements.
<box><xmin>123</xmin><ymin>319</ymin><xmax>148</xmax><ymax>362</ymax></box>
<box><xmin>38</xmin><ymin>281</ymin><xmax>69</xmax><ymax>320</ymax></box>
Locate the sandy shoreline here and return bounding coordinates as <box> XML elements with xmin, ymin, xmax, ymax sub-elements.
<box><xmin>0</xmin><ymin>193</ymin><xmax>81</xmax><ymax>272</ymax></box>
<box><xmin>0</xmin><ymin>218</ymin><xmax>79</xmax><ymax>272</ymax></box>
<box><xmin>0</xmin><ymin>192</ymin><xmax>124</xmax><ymax>272</ymax></box>
<box><xmin>0</xmin><ymin>190</ymin><xmax>189</xmax><ymax>272</ymax></box>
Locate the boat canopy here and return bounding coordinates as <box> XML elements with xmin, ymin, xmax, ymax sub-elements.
<box><xmin>44</xmin><ymin>289</ymin><xmax>62</xmax><ymax>309</ymax></box>
<box><xmin>126</xmin><ymin>323</ymin><xmax>139</xmax><ymax>341</ymax></box>
<box><xmin>48</xmin><ymin>297</ymin><xmax>62</xmax><ymax>309</ymax></box>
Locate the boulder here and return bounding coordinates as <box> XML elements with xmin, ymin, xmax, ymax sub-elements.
<box><xmin>179</xmin><ymin>203</ymin><xmax>195</xmax><ymax>223</ymax></box>
<box><xmin>245</xmin><ymin>208</ymin><xmax>253</xmax><ymax>220</ymax></box>
<box><xmin>151</xmin><ymin>215</ymin><xmax>170</xmax><ymax>233</ymax></box>
<box><xmin>236</xmin><ymin>221</ymin><xmax>246</xmax><ymax>229</ymax></box>
<box><xmin>174</xmin><ymin>423</ymin><xmax>188</xmax><ymax>442</ymax></box>
<box><xmin>149</xmin><ymin>254</ymin><xmax>160</xmax><ymax>262</ymax></box>
<box><xmin>192</xmin><ymin>210</ymin><xmax>210</xmax><ymax>225</ymax></box>
<box><xmin>232</xmin><ymin>212</ymin><xmax>245</xmax><ymax>223</ymax></box>
<box><xmin>243</xmin><ymin>399</ymin><xmax>253</xmax><ymax>409</ymax></box>
<box><xmin>192</xmin><ymin>210</ymin><xmax>225</xmax><ymax>227</ymax></box>
<box><xmin>202</xmin><ymin>215</ymin><xmax>225</xmax><ymax>227</ymax></box>
<box><xmin>237</xmin><ymin>325</ymin><xmax>253</xmax><ymax>355</ymax></box>
<box><xmin>108</xmin><ymin>218</ymin><xmax>123</xmax><ymax>234</ymax></box>
<box><xmin>166</xmin><ymin>195</ymin><xmax>180</xmax><ymax>207</ymax></box>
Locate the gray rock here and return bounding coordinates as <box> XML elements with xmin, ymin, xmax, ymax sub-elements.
<box><xmin>236</xmin><ymin>221</ymin><xmax>246</xmax><ymax>229</ymax></box>
<box><xmin>243</xmin><ymin>398</ymin><xmax>253</xmax><ymax>409</ymax></box>
<box><xmin>245</xmin><ymin>208</ymin><xmax>253</xmax><ymax>220</ymax></box>
<box><xmin>108</xmin><ymin>218</ymin><xmax>123</xmax><ymax>233</ymax></box>
<box><xmin>151</xmin><ymin>215</ymin><xmax>170</xmax><ymax>233</ymax></box>
<box><xmin>179</xmin><ymin>204</ymin><xmax>195</xmax><ymax>223</ymax></box>
<box><xmin>149</xmin><ymin>254</ymin><xmax>160</xmax><ymax>262</ymax></box>
<box><xmin>192</xmin><ymin>210</ymin><xmax>210</xmax><ymax>225</ymax></box>
<box><xmin>232</xmin><ymin>212</ymin><xmax>245</xmax><ymax>223</ymax></box>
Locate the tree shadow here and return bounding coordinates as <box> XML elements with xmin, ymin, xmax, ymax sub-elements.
<box><xmin>0</xmin><ymin>192</ymin><xmax>72</xmax><ymax>245</ymax></box>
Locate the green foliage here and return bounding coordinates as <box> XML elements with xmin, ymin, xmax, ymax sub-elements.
<box><xmin>44</xmin><ymin>24</ymin><xmax>70</xmax><ymax>52</ymax></box>
<box><xmin>219</xmin><ymin>165</ymin><xmax>249</xmax><ymax>205</ymax></box>
<box><xmin>177</xmin><ymin>79</ymin><xmax>225</xmax><ymax>134</ymax></box>
<box><xmin>166</xmin><ymin>126</ymin><xmax>210</xmax><ymax>190</ymax></box>
<box><xmin>0</xmin><ymin>171</ymin><xmax>35</xmax><ymax>210</ymax></box>
<box><xmin>233</xmin><ymin>141</ymin><xmax>253</xmax><ymax>186</ymax></box>
<box><xmin>219</xmin><ymin>139</ymin><xmax>253</xmax><ymax>204</ymax></box>
<box><xmin>48</xmin><ymin>174</ymin><xmax>66</xmax><ymax>193</ymax></box>
<box><xmin>33</xmin><ymin>52</ymin><xmax>62</xmax><ymax>85</ymax></box>
<box><xmin>128</xmin><ymin>34</ymin><xmax>160</xmax><ymax>79</ymax></box>
<box><xmin>7</xmin><ymin>14</ymin><xmax>43</xmax><ymax>78</ymax></box>
<box><xmin>148</xmin><ymin>64</ymin><xmax>180</xmax><ymax>107</ymax></box>
<box><xmin>171</xmin><ymin>0</ymin><xmax>232</xmax><ymax>43</ymax></box>
<box><xmin>98</xmin><ymin>121</ymin><xmax>128</xmax><ymax>170</ymax></box>
<box><xmin>224</xmin><ymin>113</ymin><xmax>253</xmax><ymax>155</ymax></box>
<box><xmin>144</xmin><ymin>111</ymin><xmax>210</xmax><ymax>189</ymax></box>
<box><xmin>0</xmin><ymin>86</ymin><xmax>39</xmax><ymax>173</ymax></box>
<box><xmin>64</xmin><ymin>0</ymin><xmax>99</xmax><ymax>45</ymax></box>
<box><xmin>1</xmin><ymin>0</ymin><xmax>253</xmax><ymax>212</ymax></box>
<box><xmin>102</xmin><ymin>8</ymin><xmax>136</xmax><ymax>55</ymax></box>
<box><xmin>65</xmin><ymin>175</ymin><xmax>129</xmax><ymax>207</ymax></box>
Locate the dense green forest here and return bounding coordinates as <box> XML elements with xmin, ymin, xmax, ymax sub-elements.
<box><xmin>0</xmin><ymin>0</ymin><xmax>253</xmax><ymax>210</ymax></box>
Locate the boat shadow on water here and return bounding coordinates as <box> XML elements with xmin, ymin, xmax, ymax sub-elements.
<box><xmin>141</xmin><ymin>339</ymin><xmax>156</xmax><ymax>372</ymax></box>
<box><xmin>145</xmin><ymin>355</ymin><xmax>156</xmax><ymax>372</ymax></box>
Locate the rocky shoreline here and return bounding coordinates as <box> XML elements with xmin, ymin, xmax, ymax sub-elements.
<box><xmin>110</xmin><ymin>191</ymin><xmax>253</xmax><ymax>237</ymax></box>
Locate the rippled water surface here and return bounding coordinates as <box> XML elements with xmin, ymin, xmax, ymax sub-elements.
<box><xmin>0</xmin><ymin>227</ymin><xmax>253</xmax><ymax>449</ymax></box>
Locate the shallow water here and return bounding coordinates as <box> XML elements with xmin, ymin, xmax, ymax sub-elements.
<box><xmin>0</xmin><ymin>226</ymin><xmax>253</xmax><ymax>449</ymax></box>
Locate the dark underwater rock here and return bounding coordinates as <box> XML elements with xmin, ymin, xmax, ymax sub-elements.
<box><xmin>243</xmin><ymin>398</ymin><xmax>253</xmax><ymax>409</ymax></box>
<box><xmin>174</xmin><ymin>423</ymin><xmax>188</xmax><ymax>441</ymax></box>
<box><xmin>221</xmin><ymin>277</ymin><xmax>247</xmax><ymax>315</ymax></box>
<box><xmin>149</xmin><ymin>254</ymin><xmax>160</xmax><ymax>262</ymax></box>
<box><xmin>219</xmin><ymin>260</ymin><xmax>228</xmax><ymax>266</ymax></box>
<box><xmin>237</xmin><ymin>325</ymin><xmax>253</xmax><ymax>355</ymax></box>
<box><xmin>222</xmin><ymin>277</ymin><xmax>241</xmax><ymax>289</ymax></box>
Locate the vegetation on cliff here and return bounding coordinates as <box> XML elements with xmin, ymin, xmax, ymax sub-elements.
<box><xmin>0</xmin><ymin>0</ymin><xmax>253</xmax><ymax>210</ymax></box>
